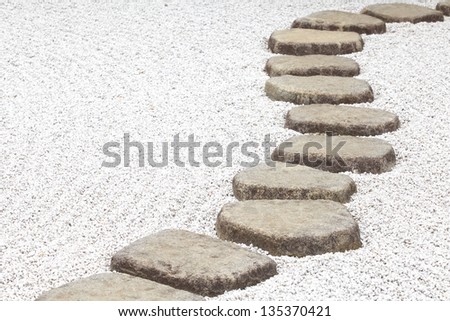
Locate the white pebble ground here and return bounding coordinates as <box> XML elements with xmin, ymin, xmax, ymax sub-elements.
<box><xmin>1</xmin><ymin>0</ymin><xmax>449</xmax><ymax>300</ymax></box>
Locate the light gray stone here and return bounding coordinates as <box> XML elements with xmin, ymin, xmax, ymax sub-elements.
<box><xmin>361</xmin><ymin>3</ymin><xmax>444</xmax><ymax>23</ymax></box>
<box><xmin>268</xmin><ymin>28</ymin><xmax>363</xmax><ymax>56</ymax></box>
<box><xmin>232</xmin><ymin>162</ymin><xmax>356</xmax><ymax>203</ymax></box>
<box><xmin>272</xmin><ymin>134</ymin><xmax>396</xmax><ymax>174</ymax></box>
<box><xmin>216</xmin><ymin>200</ymin><xmax>362</xmax><ymax>257</ymax></box>
<box><xmin>436</xmin><ymin>1</ymin><xmax>450</xmax><ymax>16</ymax></box>
<box><xmin>110</xmin><ymin>229</ymin><xmax>277</xmax><ymax>297</ymax></box>
<box><xmin>36</xmin><ymin>273</ymin><xmax>204</xmax><ymax>301</ymax></box>
<box><xmin>285</xmin><ymin>104</ymin><xmax>400</xmax><ymax>136</ymax></box>
<box><xmin>265</xmin><ymin>75</ymin><xmax>374</xmax><ymax>105</ymax></box>
<box><xmin>265</xmin><ymin>55</ymin><xmax>360</xmax><ymax>77</ymax></box>
<box><xmin>292</xmin><ymin>10</ymin><xmax>386</xmax><ymax>34</ymax></box>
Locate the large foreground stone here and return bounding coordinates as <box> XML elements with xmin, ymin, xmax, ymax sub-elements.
<box><xmin>268</xmin><ymin>29</ymin><xmax>363</xmax><ymax>56</ymax></box>
<box><xmin>265</xmin><ymin>75</ymin><xmax>374</xmax><ymax>105</ymax></box>
<box><xmin>437</xmin><ymin>1</ymin><xmax>450</xmax><ymax>15</ymax></box>
<box><xmin>36</xmin><ymin>273</ymin><xmax>204</xmax><ymax>301</ymax></box>
<box><xmin>361</xmin><ymin>3</ymin><xmax>444</xmax><ymax>23</ymax></box>
<box><xmin>265</xmin><ymin>55</ymin><xmax>360</xmax><ymax>77</ymax></box>
<box><xmin>110</xmin><ymin>229</ymin><xmax>277</xmax><ymax>297</ymax></box>
<box><xmin>292</xmin><ymin>10</ymin><xmax>386</xmax><ymax>34</ymax></box>
<box><xmin>232</xmin><ymin>163</ymin><xmax>356</xmax><ymax>203</ymax></box>
<box><xmin>272</xmin><ymin>135</ymin><xmax>396</xmax><ymax>174</ymax></box>
<box><xmin>285</xmin><ymin>104</ymin><xmax>400</xmax><ymax>136</ymax></box>
<box><xmin>216</xmin><ymin>200</ymin><xmax>362</xmax><ymax>257</ymax></box>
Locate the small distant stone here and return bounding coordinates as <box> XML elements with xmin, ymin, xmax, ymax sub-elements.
<box><xmin>216</xmin><ymin>200</ymin><xmax>362</xmax><ymax>257</ymax></box>
<box><xmin>361</xmin><ymin>3</ymin><xmax>444</xmax><ymax>23</ymax></box>
<box><xmin>233</xmin><ymin>162</ymin><xmax>356</xmax><ymax>203</ymax></box>
<box><xmin>265</xmin><ymin>55</ymin><xmax>360</xmax><ymax>77</ymax></box>
<box><xmin>265</xmin><ymin>75</ymin><xmax>374</xmax><ymax>105</ymax></box>
<box><xmin>292</xmin><ymin>10</ymin><xmax>386</xmax><ymax>34</ymax></box>
<box><xmin>285</xmin><ymin>104</ymin><xmax>400</xmax><ymax>136</ymax></box>
<box><xmin>36</xmin><ymin>273</ymin><xmax>204</xmax><ymax>301</ymax></box>
<box><xmin>269</xmin><ymin>28</ymin><xmax>363</xmax><ymax>56</ymax></box>
<box><xmin>110</xmin><ymin>229</ymin><xmax>277</xmax><ymax>297</ymax></box>
<box><xmin>436</xmin><ymin>1</ymin><xmax>450</xmax><ymax>15</ymax></box>
<box><xmin>272</xmin><ymin>134</ymin><xmax>396</xmax><ymax>174</ymax></box>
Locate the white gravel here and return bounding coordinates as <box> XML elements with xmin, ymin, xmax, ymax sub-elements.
<box><xmin>1</xmin><ymin>0</ymin><xmax>449</xmax><ymax>300</ymax></box>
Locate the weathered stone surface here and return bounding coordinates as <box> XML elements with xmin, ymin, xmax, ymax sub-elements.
<box><xmin>437</xmin><ymin>1</ymin><xmax>450</xmax><ymax>15</ymax></box>
<box><xmin>265</xmin><ymin>75</ymin><xmax>374</xmax><ymax>105</ymax></box>
<box><xmin>265</xmin><ymin>55</ymin><xmax>360</xmax><ymax>77</ymax></box>
<box><xmin>361</xmin><ymin>3</ymin><xmax>444</xmax><ymax>23</ymax></box>
<box><xmin>36</xmin><ymin>273</ymin><xmax>204</xmax><ymax>301</ymax></box>
<box><xmin>216</xmin><ymin>200</ymin><xmax>362</xmax><ymax>257</ymax></box>
<box><xmin>110</xmin><ymin>229</ymin><xmax>277</xmax><ymax>297</ymax></box>
<box><xmin>272</xmin><ymin>134</ymin><xmax>396</xmax><ymax>174</ymax></box>
<box><xmin>292</xmin><ymin>10</ymin><xmax>386</xmax><ymax>34</ymax></box>
<box><xmin>268</xmin><ymin>28</ymin><xmax>363</xmax><ymax>56</ymax></box>
<box><xmin>285</xmin><ymin>104</ymin><xmax>400</xmax><ymax>136</ymax></box>
<box><xmin>232</xmin><ymin>162</ymin><xmax>356</xmax><ymax>203</ymax></box>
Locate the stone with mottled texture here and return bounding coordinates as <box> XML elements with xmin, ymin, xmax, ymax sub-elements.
<box><xmin>232</xmin><ymin>162</ymin><xmax>356</xmax><ymax>203</ymax></box>
<box><xmin>285</xmin><ymin>104</ymin><xmax>400</xmax><ymax>136</ymax></box>
<box><xmin>361</xmin><ymin>3</ymin><xmax>444</xmax><ymax>23</ymax></box>
<box><xmin>436</xmin><ymin>1</ymin><xmax>450</xmax><ymax>15</ymax></box>
<box><xmin>292</xmin><ymin>10</ymin><xmax>386</xmax><ymax>34</ymax></box>
<box><xmin>216</xmin><ymin>200</ymin><xmax>362</xmax><ymax>257</ymax></box>
<box><xmin>268</xmin><ymin>28</ymin><xmax>363</xmax><ymax>56</ymax></box>
<box><xmin>272</xmin><ymin>134</ymin><xmax>396</xmax><ymax>174</ymax></box>
<box><xmin>265</xmin><ymin>75</ymin><xmax>374</xmax><ymax>105</ymax></box>
<box><xmin>265</xmin><ymin>55</ymin><xmax>360</xmax><ymax>77</ymax></box>
<box><xmin>36</xmin><ymin>273</ymin><xmax>204</xmax><ymax>301</ymax></box>
<box><xmin>110</xmin><ymin>229</ymin><xmax>277</xmax><ymax>297</ymax></box>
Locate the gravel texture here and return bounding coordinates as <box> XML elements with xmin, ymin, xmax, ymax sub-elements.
<box><xmin>1</xmin><ymin>0</ymin><xmax>449</xmax><ymax>300</ymax></box>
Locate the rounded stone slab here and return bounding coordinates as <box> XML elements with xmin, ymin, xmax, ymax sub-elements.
<box><xmin>36</xmin><ymin>273</ymin><xmax>204</xmax><ymax>301</ymax></box>
<box><xmin>268</xmin><ymin>28</ymin><xmax>363</xmax><ymax>56</ymax></box>
<box><xmin>265</xmin><ymin>75</ymin><xmax>374</xmax><ymax>105</ymax></box>
<box><xmin>110</xmin><ymin>229</ymin><xmax>277</xmax><ymax>297</ymax></box>
<box><xmin>232</xmin><ymin>163</ymin><xmax>356</xmax><ymax>203</ymax></box>
<box><xmin>437</xmin><ymin>1</ymin><xmax>450</xmax><ymax>16</ymax></box>
<box><xmin>285</xmin><ymin>104</ymin><xmax>400</xmax><ymax>136</ymax></box>
<box><xmin>292</xmin><ymin>10</ymin><xmax>386</xmax><ymax>34</ymax></box>
<box><xmin>361</xmin><ymin>3</ymin><xmax>444</xmax><ymax>23</ymax></box>
<box><xmin>216</xmin><ymin>200</ymin><xmax>362</xmax><ymax>257</ymax></box>
<box><xmin>272</xmin><ymin>135</ymin><xmax>396</xmax><ymax>174</ymax></box>
<box><xmin>265</xmin><ymin>55</ymin><xmax>360</xmax><ymax>77</ymax></box>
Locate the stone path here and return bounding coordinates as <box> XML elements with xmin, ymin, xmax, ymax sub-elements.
<box><xmin>361</xmin><ymin>3</ymin><xmax>444</xmax><ymax>23</ymax></box>
<box><xmin>437</xmin><ymin>1</ymin><xmax>450</xmax><ymax>15</ymax></box>
<box><xmin>285</xmin><ymin>104</ymin><xmax>400</xmax><ymax>136</ymax></box>
<box><xmin>292</xmin><ymin>10</ymin><xmax>386</xmax><ymax>34</ymax></box>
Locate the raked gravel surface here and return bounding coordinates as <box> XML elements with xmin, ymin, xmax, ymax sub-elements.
<box><xmin>1</xmin><ymin>0</ymin><xmax>449</xmax><ymax>300</ymax></box>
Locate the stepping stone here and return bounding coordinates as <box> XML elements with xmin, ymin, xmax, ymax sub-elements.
<box><xmin>268</xmin><ymin>29</ymin><xmax>363</xmax><ymax>56</ymax></box>
<box><xmin>265</xmin><ymin>75</ymin><xmax>374</xmax><ymax>105</ymax></box>
<box><xmin>265</xmin><ymin>55</ymin><xmax>360</xmax><ymax>77</ymax></box>
<box><xmin>437</xmin><ymin>1</ymin><xmax>450</xmax><ymax>16</ymax></box>
<box><xmin>285</xmin><ymin>104</ymin><xmax>400</xmax><ymax>136</ymax></box>
<box><xmin>216</xmin><ymin>200</ymin><xmax>362</xmax><ymax>257</ymax></box>
<box><xmin>110</xmin><ymin>229</ymin><xmax>277</xmax><ymax>297</ymax></box>
<box><xmin>232</xmin><ymin>162</ymin><xmax>356</xmax><ymax>203</ymax></box>
<box><xmin>36</xmin><ymin>273</ymin><xmax>204</xmax><ymax>301</ymax></box>
<box><xmin>292</xmin><ymin>10</ymin><xmax>386</xmax><ymax>34</ymax></box>
<box><xmin>272</xmin><ymin>134</ymin><xmax>396</xmax><ymax>174</ymax></box>
<box><xmin>361</xmin><ymin>3</ymin><xmax>444</xmax><ymax>23</ymax></box>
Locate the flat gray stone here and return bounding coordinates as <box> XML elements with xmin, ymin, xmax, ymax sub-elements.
<box><xmin>292</xmin><ymin>10</ymin><xmax>386</xmax><ymax>34</ymax></box>
<box><xmin>216</xmin><ymin>200</ymin><xmax>362</xmax><ymax>257</ymax></box>
<box><xmin>268</xmin><ymin>28</ymin><xmax>363</xmax><ymax>56</ymax></box>
<box><xmin>361</xmin><ymin>3</ymin><xmax>444</xmax><ymax>23</ymax></box>
<box><xmin>36</xmin><ymin>273</ymin><xmax>204</xmax><ymax>301</ymax></box>
<box><xmin>437</xmin><ymin>1</ymin><xmax>450</xmax><ymax>15</ymax></box>
<box><xmin>272</xmin><ymin>134</ymin><xmax>396</xmax><ymax>174</ymax></box>
<box><xmin>265</xmin><ymin>75</ymin><xmax>374</xmax><ymax>105</ymax></box>
<box><xmin>232</xmin><ymin>162</ymin><xmax>356</xmax><ymax>203</ymax></box>
<box><xmin>110</xmin><ymin>229</ymin><xmax>277</xmax><ymax>297</ymax></box>
<box><xmin>265</xmin><ymin>55</ymin><xmax>360</xmax><ymax>77</ymax></box>
<box><xmin>285</xmin><ymin>104</ymin><xmax>400</xmax><ymax>136</ymax></box>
